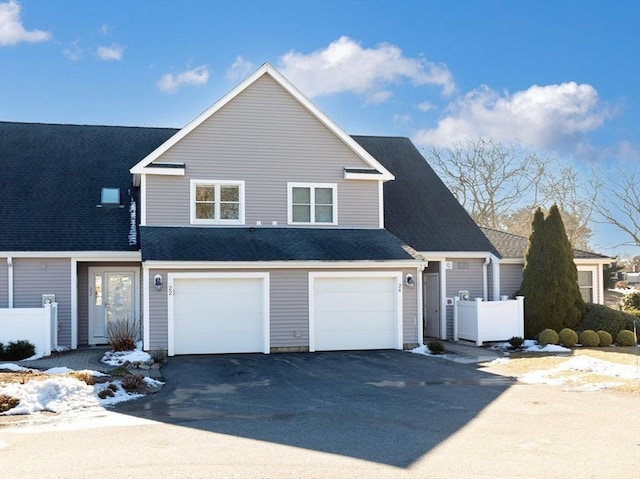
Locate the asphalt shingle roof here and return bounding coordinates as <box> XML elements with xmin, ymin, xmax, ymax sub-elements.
<box><xmin>0</xmin><ymin>122</ymin><xmax>176</xmax><ymax>251</ymax></box>
<box><xmin>140</xmin><ymin>226</ymin><xmax>420</xmax><ymax>262</ymax></box>
<box><xmin>352</xmin><ymin>136</ymin><xmax>500</xmax><ymax>256</ymax></box>
<box><xmin>480</xmin><ymin>226</ymin><xmax>610</xmax><ymax>260</ymax></box>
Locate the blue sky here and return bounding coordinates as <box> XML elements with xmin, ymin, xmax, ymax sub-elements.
<box><xmin>1</xmin><ymin>0</ymin><xmax>638</xmax><ymax>257</ymax></box>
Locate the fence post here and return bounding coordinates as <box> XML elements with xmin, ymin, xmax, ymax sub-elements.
<box><xmin>43</xmin><ymin>304</ymin><xmax>52</xmax><ymax>357</ymax></box>
<box><xmin>453</xmin><ymin>297</ymin><xmax>459</xmax><ymax>341</ymax></box>
<box><xmin>516</xmin><ymin>296</ymin><xmax>525</xmax><ymax>338</ymax></box>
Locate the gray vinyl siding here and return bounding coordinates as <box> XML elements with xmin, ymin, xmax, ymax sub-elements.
<box><xmin>444</xmin><ymin>258</ymin><xmax>485</xmax><ymax>340</ymax></box>
<box><xmin>0</xmin><ymin>258</ymin><xmax>7</xmax><ymax>308</ymax></box>
<box><xmin>270</xmin><ymin>270</ymin><xmax>309</xmax><ymax>348</ymax></box>
<box><xmin>148</xmin><ymin>269</ymin><xmax>169</xmax><ymax>351</ymax></box>
<box><xmin>147</xmin><ymin>266</ymin><xmax>419</xmax><ymax>351</ymax></box>
<box><xmin>12</xmin><ymin>258</ymin><xmax>72</xmax><ymax>348</ymax></box>
<box><xmin>401</xmin><ymin>268</ymin><xmax>419</xmax><ymax>346</ymax></box>
<box><xmin>500</xmin><ymin>263</ymin><xmax>524</xmax><ymax>299</ymax></box>
<box><xmin>144</xmin><ymin>75</ymin><xmax>380</xmax><ymax>228</ymax></box>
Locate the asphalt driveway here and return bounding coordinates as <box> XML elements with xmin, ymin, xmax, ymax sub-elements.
<box><xmin>114</xmin><ymin>350</ymin><xmax>514</xmax><ymax>468</ymax></box>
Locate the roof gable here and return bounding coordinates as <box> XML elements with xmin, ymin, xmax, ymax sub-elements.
<box><xmin>131</xmin><ymin>63</ymin><xmax>393</xmax><ymax>181</ymax></box>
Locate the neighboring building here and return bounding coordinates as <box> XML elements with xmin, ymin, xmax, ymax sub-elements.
<box><xmin>480</xmin><ymin>227</ymin><xmax>611</xmax><ymax>304</ymax></box>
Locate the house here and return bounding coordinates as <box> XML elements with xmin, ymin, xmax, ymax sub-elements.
<box><xmin>1</xmin><ymin>63</ymin><xmax>430</xmax><ymax>356</ymax></box>
<box><xmin>3</xmin><ymin>63</ymin><xmax>548</xmax><ymax>355</ymax></box>
<box><xmin>480</xmin><ymin>227</ymin><xmax>611</xmax><ymax>305</ymax></box>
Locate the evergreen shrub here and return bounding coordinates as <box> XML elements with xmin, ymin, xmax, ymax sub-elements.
<box><xmin>578</xmin><ymin>304</ymin><xmax>636</xmax><ymax>338</ymax></box>
<box><xmin>579</xmin><ymin>330</ymin><xmax>600</xmax><ymax>347</ymax></box>
<box><xmin>616</xmin><ymin>330</ymin><xmax>637</xmax><ymax>347</ymax></box>
<box><xmin>558</xmin><ymin>328</ymin><xmax>578</xmax><ymax>347</ymax></box>
<box><xmin>538</xmin><ymin>329</ymin><xmax>559</xmax><ymax>347</ymax></box>
<box><xmin>596</xmin><ymin>330</ymin><xmax>613</xmax><ymax>347</ymax></box>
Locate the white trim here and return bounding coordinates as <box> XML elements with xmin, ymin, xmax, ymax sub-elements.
<box><xmin>130</xmin><ymin>63</ymin><xmax>394</xmax><ymax>181</ymax></box>
<box><xmin>190</xmin><ymin>179</ymin><xmax>245</xmax><ymax>225</ymax></box>
<box><xmin>142</xmin><ymin>266</ymin><xmax>150</xmax><ymax>351</ymax></box>
<box><xmin>417</xmin><ymin>267</ymin><xmax>424</xmax><ymax>346</ymax></box>
<box><xmin>491</xmin><ymin>260</ymin><xmax>501</xmax><ymax>301</ymax></box>
<box><xmin>141</xmin><ymin>167</ymin><xmax>185</xmax><ymax>177</ymax></box>
<box><xmin>577</xmin><ymin>264</ymin><xmax>600</xmax><ymax>304</ymax></box>
<box><xmin>287</xmin><ymin>182</ymin><xmax>338</xmax><ymax>225</ymax></box>
<box><xmin>308</xmin><ymin>271</ymin><xmax>403</xmax><ymax>352</ymax></box>
<box><xmin>166</xmin><ymin>272</ymin><xmax>270</xmax><ymax>356</ymax></box>
<box><xmin>439</xmin><ymin>261</ymin><xmax>447</xmax><ymax>340</ymax></box>
<box><xmin>7</xmin><ymin>256</ymin><xmax>13</xmax><ymax>308</ymax></box>
<box><xmin>143</xmin><ymin>260</ymin><xmax>423</xmax><ymax>270</ymax></box>
<box><xmin>3</xmin><ymin>251</ymin><xmax>141</xmax><ymax>260</ymax></box>
<box><xmin>140</xmin><ymin>174</ymin><xmax>147</xmax><ymax>226</ymax></box>
<box><xmin>420</xmin><ymin>251</ymin><xmax>499</xmax><ymax>260</ymax></box>
<box><xmin>343</xmin><ymin>171</ymin><xmax>385</xmax><ymax>181</ymax></box>
<box><xmin>71</xmin><ymin>259</ymin><xmax>78</xmax><ymax>349</ymax></box>
<box><xmin>378</xmin><ymin>181</ymin><xmax>384</xmax><ymax>228</ymax></box>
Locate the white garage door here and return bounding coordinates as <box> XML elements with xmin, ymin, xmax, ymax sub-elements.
<box><xmin>170</xmin><ymin>276</ymin><xmax>267</xmax><ymax>355</ymax></box>
<box><xmin>311</xmin><ymin>275</ymin><xmax>400</xmax><ymax>351</ymax></box>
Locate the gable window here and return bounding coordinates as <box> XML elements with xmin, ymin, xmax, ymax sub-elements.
<box><xmin>190</xmin><ymin>180</ymin><xmax>244</xmax><ymax>224</ymax></box>
<box><xmin>288</xmin><ymin>183</ymin><xmax>337</xmax><ymax>225</ymax></box>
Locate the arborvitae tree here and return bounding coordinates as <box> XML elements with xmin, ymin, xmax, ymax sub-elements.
<box><xmin>520</xmin><ymin>208</ymin><xmax>549</xmax><ymax>337</ymax></box>
<box><xmin>519</xmin><ymin>205</ymin><xmax>586</xmax><ymax>338</ymax></box>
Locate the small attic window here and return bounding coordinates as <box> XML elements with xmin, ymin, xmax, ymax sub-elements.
<box><xmin>100</xmin><ymin>188</ymin><xmax>120</xmax><ymax>206</ymax></box>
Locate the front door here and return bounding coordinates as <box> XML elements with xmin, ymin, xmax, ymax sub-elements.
<box><xmin>88</xmin><ymin>267</ymin><xmax>139</xmax><ymax>345</ymax></box>
<box><xmin>424</xmin><ymin>273</ymin><xmax>441</xmax><ymax>339</ymax></box>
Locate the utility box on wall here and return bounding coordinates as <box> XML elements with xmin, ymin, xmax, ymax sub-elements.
<box><xmin>42</xmin><ymin>294</ymin><xmax>55</xmax><ymax>307</ymax></box>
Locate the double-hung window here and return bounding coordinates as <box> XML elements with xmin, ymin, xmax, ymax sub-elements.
<box><xmin>288</xmin><ymin>183</ymin><xmax>337</xmax><ymax>225</ymax></box>
<box><xmin>190</xmin><ymin>180</ymin><xmax>244</xmax><ymax>224</ymax></box>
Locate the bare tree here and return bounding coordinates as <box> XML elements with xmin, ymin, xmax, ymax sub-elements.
<box><xmin>427</xmin><ymin>138</ymin><xmax>594</xmax><ymax>249</ymax></box>
<box><xmin>427</xmin><ymin>138</ymin><xmax>549</xmax><ymax>229</ymax></box>
<box><xmin>590</xmin><ymin>167</ymin><xmax>640</xmax><ymax>247</ymax></box>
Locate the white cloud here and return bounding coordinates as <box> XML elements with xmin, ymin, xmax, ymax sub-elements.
<box><xmin>100</xmin><ymin>24</ymin><xmax>110</xmax><ymax>35</ymax></box>
<box><xmin>417</xmin><ymin>101</ymin><xmax>434</xmax><ymax>112</ymax></box>
<box><xmin>226</xmin><ymin>55</ymin><xmax>254</xmax><ymax>81</ymax></box>
<box><xmin>97</xmin><ymin>43</ymin><xmax>124</xmax><ymax>61</ymax></box>
<box><xmin>414</xmin><ymin>82</ymin><xmax>610</xmax><ymax>154</ymax></box>
<box><xmin>278</xmin><ymin>36</ymin><xmax>455</xmax><ymax>101</ymax></box>
<box><xmin>0</xmin><ymin>0</ymin><xmax>50</xmax><ymax>46</ymax></box>
<box><xmin>157</xmin><ymin>65</ymin><xmax>210</xmax><ymax>93</ymax></box>
<box><xmin>63</xmin><ymin>39</ymin><xmax>82</xmax><ymax>61</ymax></box>
<box><xmin>393</xmin><ymin>113</ymin><xmax>412</xmax><ymax>126</ymax></box>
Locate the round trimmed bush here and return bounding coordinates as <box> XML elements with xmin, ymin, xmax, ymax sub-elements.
<box><xmin>616</xmin><ymin>330</ymin><xmax>637</xmax><ymax>347</ymax></box>
<box><xmin>558</xmin><ymin>328</ymin><xmax>578</xmax><ymax>347</ymax></box>
<box><xmin>538</xmin><ymin>329</ymin><xmax>559</xmax><ymax>347</ymax></box>
<box><xmin>579</xmin><ymin>330</ymin><xmax>600</xmax><ymax>347</ymax></box>
<box><xmin>597</xmin><ymin>330</ymin><xmax>613</xmax><ymax>347</ymax></box>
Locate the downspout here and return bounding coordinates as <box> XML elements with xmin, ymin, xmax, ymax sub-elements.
<box><xmin>482</xmin><ymin>255</ymin><xmax>490</xmax><ymax>301</ymax></box>
<box><xmin>7</xmin><ymin>256</ymin><xmax>13</xmax><ymax>308</ymax></box>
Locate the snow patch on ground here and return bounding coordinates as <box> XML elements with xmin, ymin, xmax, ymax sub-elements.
<box><xmin>101</xmin><ymin>343</ymin><xmax>152</xmax><ymax>366</ymax></box>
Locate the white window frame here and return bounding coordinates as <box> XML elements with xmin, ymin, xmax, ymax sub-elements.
<box><xmin>287</xmin><ymin>182</ymin><xmax>337</xmax><ymax>225</ymax></box>
<box><xmin>577</xmin><ymin>265</ymin><xmax>598</xmax><ymax>304</ymax></box>
<box><xmin>190</xmin><ymin>179</ymin><xmax>245</xmax><ymax>225</ymax></box>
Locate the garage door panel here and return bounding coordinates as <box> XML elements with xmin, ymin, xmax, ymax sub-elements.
<box><xmin>171</xmin><ymin>277</ymin><xmax>265</xmax><ymax>355</ymax></box>
<box><xmin>312</xmin><ymin>275</ymin><xmax>399</xmax><ymax>351</ymax></box>
<box><xmin>315</xmin><ymin>311</ymin><xmax>394</xmax><ymax>332</ymax></box>
<box><xmin>314</xmin><ymin>291</ymin><xmax>394</xmax><ymax>312</ymax></box>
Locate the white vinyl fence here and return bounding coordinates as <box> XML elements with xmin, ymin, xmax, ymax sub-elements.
<box><xmin>454</xmin><ymin>297</ymin><xmax>524</xmax><ymax>346</ymax></box>
<box><xmin>0</xmin><ymin>303</ymin><xmax>58</xmax><ymax>357</ymax></box>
